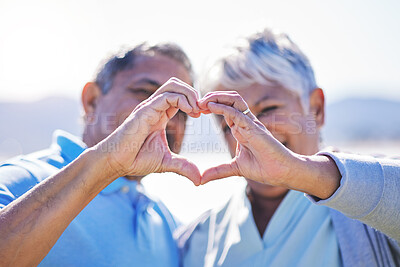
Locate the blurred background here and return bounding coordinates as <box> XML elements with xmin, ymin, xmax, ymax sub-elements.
<box><xmin>1</xmin><ymin>0</ymin><xmax>399</xmax><ymax>223</ymax></box>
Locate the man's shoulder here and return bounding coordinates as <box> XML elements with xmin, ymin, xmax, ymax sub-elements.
<box><xmin>0</xmin><ymin>149</ymin><xmax>61</xmax><ymax>207</ymax></box>
<box><xmin>1</xmin><ymin>148</ymin><xmax>61</xmax><ymax>180</ymax></box>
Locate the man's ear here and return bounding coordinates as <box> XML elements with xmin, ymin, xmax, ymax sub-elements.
<box><xmin>309</xmin><ymin>88</ymin><xmax>325</xmax><ymax>128</ymax></box>
<box><xmin>82</xmin><ymin>82</ymin><xmax>102</xmax><ymax>115</ymax></box>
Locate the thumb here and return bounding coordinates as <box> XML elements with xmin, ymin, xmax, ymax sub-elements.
<box><xmin>161</xmin><ymin>153</ymin><xmax>202</xmax><ymax>186</ymax></box>
<box><xmin>201</xmin><ymin>161</ymin><xmax>239</xmax><ymax>185</ymax></box>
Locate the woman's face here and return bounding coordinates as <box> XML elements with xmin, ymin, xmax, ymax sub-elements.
<box><xmin>213</xmin><ymin>82</ymin><xmax>324</xmax><ymax>197</ymax></box>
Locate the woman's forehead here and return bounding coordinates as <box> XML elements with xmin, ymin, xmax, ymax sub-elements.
<box><xmin>213</xmin><ymin>82</ymin><xmax>299</xmax><ymax>106</ymax></box>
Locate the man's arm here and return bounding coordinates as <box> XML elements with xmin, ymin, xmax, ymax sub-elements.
<box><xmin>0</xmin><ymin>149</ymin><xmax>115</xmax><ymax>266</ymax></box>
<box><xmin>0</xmin><ymin>79</ymin><xmax>201</xmax><ymax>266</ymax></box>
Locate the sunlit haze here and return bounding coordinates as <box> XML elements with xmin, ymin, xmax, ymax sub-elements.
<box><xmin>1</xmin><ymin>0</ymin><xmax>400</xmax><ymax>223</ymax></box>
<box><xmin>1</xmin><ymin>0</ymin><xmax>400</xmax><ymax>103</ymax></box>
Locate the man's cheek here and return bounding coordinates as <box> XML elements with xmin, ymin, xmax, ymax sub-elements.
<box><xmin>117</xmin><ymin>110</ymin><xmax>135</xmax><ymax>126</ymax></box>
<box><xmin>99</xmin><ymin>113</ymin><xmax>118</xmax><ymax>135</ymax></box>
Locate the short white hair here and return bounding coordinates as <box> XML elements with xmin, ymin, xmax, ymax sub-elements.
<box><xmin>203</xmin><ymin>28</ymin><xmax>317</xmax><ymax>111</ymax></box>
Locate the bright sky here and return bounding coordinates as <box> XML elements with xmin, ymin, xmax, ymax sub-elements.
<box><xmin>1</xmin><ymin>0</ymin><xmax>399</xmax><ymax>103</ymax></box>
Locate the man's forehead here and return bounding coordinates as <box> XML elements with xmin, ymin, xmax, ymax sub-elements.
<box><xmin>122</xmin><ymin>72</ymin><xmax>163</xmax><ymax>85</ymax></box>
<box><xmin>115</xmin><ymin>55</ymin><xmax>191</xmax><ymax>85</ymax></box>
<box><xmin>133</xmin><ymin>54</ymin><xmax>187</xmax><ymax>73</ymax></box>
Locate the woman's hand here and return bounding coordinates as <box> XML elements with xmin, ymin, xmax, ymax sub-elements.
<box><xmin>198</xmin><ymin>91</ymin><xmax>341</xmax><ymax>199</ymax></box>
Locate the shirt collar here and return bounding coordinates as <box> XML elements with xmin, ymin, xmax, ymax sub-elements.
<box><xmin>52</xmin><ymin>129</ymin><xmax>87</xmax><ymax>164</ymax></box>
<box><xmin>52</xmin><ymin>129</ymin><xmax>136</xmax><ymax>195</ymax></box>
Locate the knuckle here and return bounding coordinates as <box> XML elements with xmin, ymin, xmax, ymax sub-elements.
<box><xmin>169</xmin><ymin>77</ymin><xmax>180</xmax><ymax>83</ymax></box>
<box><xmin>189</xmin><ymin>91</ymin><xmax>198</xmax><ymax>100</ymax></box>
<box><xmin>234</xmin><ymin>94</ymin><xmax>243</xmax><ymax>101</ymax></box>
<box><xmin>162</xmin><ymin>91</ymin><xmax>172</xmax><ymax>98</ymax></box>
<box><xmin>233</xmin><ymin>109</ymin><xmax>242</xmax><ymax>118</ymax></box>
<box><xmin>165</xmin><ymin>80</ymin><xmax>177</xmax><ymax>87</ymax></box>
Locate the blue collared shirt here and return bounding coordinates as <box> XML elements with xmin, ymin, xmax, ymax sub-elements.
<box><xmin>0</xmin><ymin>130</ymin><xmax>179</xmax><ymax>267</ymax></box>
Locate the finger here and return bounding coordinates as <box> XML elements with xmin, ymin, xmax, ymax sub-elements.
<box><xmin>188</xmin><ymin>112</ymin><xmax>201</xmax><ymax>118</ymax></box>
<box><xmin>161</xmin><ymin>153</ymin><xmax>202</xmax><ymax>186</ymax></box>
<box><xmin>200</xmin><ymin>110</ymin><xmax>212</xmax><ymax>115</ymax></box>
<box><xmin>169</xmin><ymin>77</ymin><xmax>200</xmax><ymax>99</ymax></box>
<box><xmin>207</xmin><ymin>102</ymin><xmax>255</xmax><ymax>129</ymax></box>
<box><xmin>201</xmin><ymin>161</ymin><xmax>239</xmax><ymax>185</ymax></box>
<box><xmin>198</xmin><ymin>91</ymin><xmax>248</xmax><ymax>112</ymax></box>
<box><xmin>166</xmin><ymin>77</ymin><xmax>200</xmax><ymax>100</ymax></box>
<box><xmin>152</xmin><ymin>77</ymin><xmax>200</xmax><ymax>114</ymax></box>
<box><xmin>151</xmin><ymin>92</ymin><xmax>194</xmax><ymax>115</ymax></box>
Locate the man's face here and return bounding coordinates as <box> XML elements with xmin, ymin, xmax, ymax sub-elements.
<box><xmin>87</xmin><ymin>54</ymin><xmax>192</xmax><ymax>153</ymax></box>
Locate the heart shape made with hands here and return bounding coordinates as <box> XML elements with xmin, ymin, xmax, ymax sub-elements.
<box><xmin>125</xmin><ymin>94</ymin><xmax>240</xmax><ymax>187</ymax></box>
<box><xmin>108</xmin><ymin>78</ymin><xmax>291</xmax><ymax>188</ymax></box>
<box><xmin>131</xmin><ymin>88</ymin><xmax>271</xmax><ymax>186</ymax></box>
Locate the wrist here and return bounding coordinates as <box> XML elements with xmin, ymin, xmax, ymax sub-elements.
<box><xmin>85</xmin><ymin>146</ymin><xmax>122</xmax><ymax>183</ymax></box>
<box><xmin>286</xmin><ymin>154</ymin><xmax>341</xmax><ymax>199</ymax></box>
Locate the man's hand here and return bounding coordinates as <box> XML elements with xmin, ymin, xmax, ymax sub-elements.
<box><xmin>198</xmin><ymin>91</ymin><xmax>341</xmax><ymax>199</ymax></box>
<box><xmin>96</xmin><ymin>78</ymin><xmax>202</xmax><ymax>185</ymax></box>
<box><xmin>0</xmin><ymin>78</ymin><xmax>203</xmax><ymax>266</ymax></box>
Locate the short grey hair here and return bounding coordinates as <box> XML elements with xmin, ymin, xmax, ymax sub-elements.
<box><xmin>95</xmin><ymin>42</ymin><xmax>194</xmax><ymax>94</ymax></box>
<box><xmin>204</xmin><ymin>28</ymin><xmax>317</xmax><ymax>110</ymax></box>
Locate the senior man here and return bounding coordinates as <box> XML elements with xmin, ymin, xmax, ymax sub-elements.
<box><xmin>0</xmin><ymin>43</ymin><xmax>202</xmax><ymax>266</ymax></box>
<box><xmin>179</xmin><ymin>28</ymin><xmax>400</xmax><ymax>267</ymax></box>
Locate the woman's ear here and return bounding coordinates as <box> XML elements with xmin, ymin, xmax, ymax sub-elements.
<box><xmin>309</xmin><ymin>88</ymin><xmax>325</xmax><ymax>128</ymax></box>
<box><xmin>81</xmin><ymin>82</ymin><xmax>102</xmax><ymax>115</ymax></box>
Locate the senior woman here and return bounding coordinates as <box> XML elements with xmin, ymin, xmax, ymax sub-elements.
<box><xmin>178</xmin><ymin>28</ymin><xmax>400</xmax><ymax>266</ymax></box>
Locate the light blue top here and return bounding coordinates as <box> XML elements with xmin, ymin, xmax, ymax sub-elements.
<box><xmin>0</xmin><ymin>130</ymin><xmax>179</xmax><ymax>267</ymax></box>
<box><xmin>179</xmin><ymin>151</ymin><xmax>400</xmax><ymax>267</ymax></box>
<box><xmin>178</xmin><ymin>189</ymin><xmax>341</xmax><ymax>267</ymax></box>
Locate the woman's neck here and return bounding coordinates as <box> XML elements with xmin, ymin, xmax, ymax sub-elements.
<box><xmin>247</xmin><ymin>186</ymin><xmax>288</xmax><ymax>237</ymax></box>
